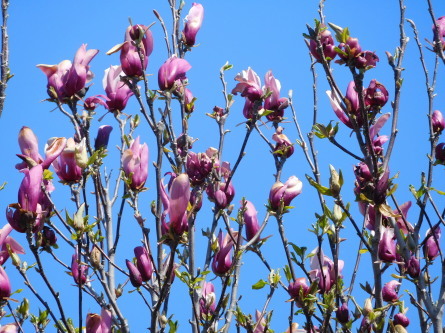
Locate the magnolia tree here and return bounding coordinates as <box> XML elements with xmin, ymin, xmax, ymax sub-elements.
<box><xmin>0</xmin><ymin>0</ymin><xmax>445</xmax><ymax>332</ymax></box>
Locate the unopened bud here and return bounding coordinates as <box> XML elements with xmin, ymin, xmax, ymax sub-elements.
<box><xmin>75</xmin><ymin>138</ymin><xmax>88</xmax><ymax>169</ymax></box>
<box><xmin>90</xmin><ymin>245</ymin><xmax>103</xmax><ymax>270</ymax></box>
<box><xmin>363</xmin><ymin>298</ymin><xmax>373</xmax><ymax>315</ymax></box>
<box><xmin>333</xmin><ymin>204</ymin><xmax>343</xmax><ymax>223</ymax></box>
<box><xmin>160</xmin><ymin>314</ymin><xmax>168</xmax><ymax>327</ymax></box>
<box><xmin>73</xmin><ymin>203</ymin><xmax>86</xmax><ymax>233</ymax></box>
<box><xmin>268</xmin><ymin>269</ymin><xmax>281</xmax><ymax>286</ymax></box>
<box><xmin>329</xmin><ymin>165</ymin><xmax>341</xmax><ymax>197</ymax></box>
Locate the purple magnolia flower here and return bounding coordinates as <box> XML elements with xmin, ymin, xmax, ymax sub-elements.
<box><xmin>84</xmin><ymin>95</ymin><xmax>109</xmax><ymax>112</ymax></box>
<box><xmin>433</xmin><ymin>16</ymin><xmax>445</xmax><ymax>51</ymax></box>
<box><xmin>378</xmin><ymin>227</ymin><xmax>397</xmax><ymax>262</ymax></box>
<box><xmin>263</xmin><ymin>71</ymin><xmax>288</xmax><ymax>122</ymax></box>
<box><xmin>253</xmin><ymin>310</ymin><xmax>267</xmax><ymax>333</ymax></box>
<box><xmin>232</xmin><ymin>67</ymin><xmax>263</xmax><ymax>102</ymax></box>
<box><xmin>199</xmin><ymin>281</ymin><xmax>216</xmax><ymax>319</ymax></box>
<box><xmin>122</xmin><ymin>137</ymin><xmax>149</xmax><ymax>191</ymax></box>
<box><xmin>406</xmin><ymin>256</ymin><xmax>420</xmax><ymax>278</ymax></box>
<box><xmin>0</xmin><ymin>265</ymin><xmax>11</xmax><ymax>300</ymax></box>
<box><xmin>160</xmin><ymin>173</ymin><xmax>191</xmax><ymax>235</ymax></box>
<box><xmin>0</xmin><ymin>324</ymin><xmax>18</xmax><ymax>333</ymax></box>
<box><xmin>206</xmin><ymin>181</ymin><xmax>235</xmax><ymax>209</ymax></box>
<box><xmin>337</xmin><ymin>37</ymin><xmax>362</xmax><ymax>62</ymax></box>
<box><xmin>365</xmin><ymin>79</ymin><xmax>389</xmax><ymax>109</ymax></box>
<box><xmin>37</xmin><ymin>44</ymin><xmax>99</xmax><ymax>100</ymax></box>
<box><xmin>41</xmin><ymin>226</ymin><xmax>57</xmax><ymax>247</ymax></box>
<box><xmin>242</xmin><ymin>200</ymin><xmax>261</xmax><ymax>242</ymax></box>
<box><xmin>272</xmin><ymin>127</ymin><xmax>294</xmax><ymax>158</ymax></box>
<box><xmin>71</xmin><ymin>251</ymin><xmax>88</xmax><ymax>285</ymax></box>
<box><xmin>336</xmin><ymin>303</ymin><xmax>350</xmax><ymax>324</ymax></box>
<box><xmin>269</xmin><ymin>176</ymin><xmax>302</xmax><ymax>211</ymax></box>
<box><xmin>52</xmin><ymin>138</ymin><xmax>84</xmax><ymax>183</ymax></box>
<box><xmin>394</xmin><ymin>312</ymin><xmax>410</xmax><ymax>328</ymax></box>
<box><xmin>126</xmin><ymin>259</ymin><xmax>143</xmax><ymax>288</ymax></box>
<box><xmin>355</xmin><ymin>51</ymin><xmax>379</xmax><ymax>69</ymax></box>
<box><xmin>436</xmin><ymin>142</ymin><xmax>445</xmax><ymax>164</ymax></box>
<box><xmin>94</xmin><ymin>125</ymin><xmax>113</xmax><ymax>150</ymax></box>
<box><xmin>287</xmin><ymin>278</ymin><xmax>309</xmax><ymax>308</ymax></box>
<box><xmin>134</xmin><ymin>246</ymin><xmax>153</xmax><ymax>282</ymax></box>
<box><xmin>186</xmin><ymin>151</ymin><xmax>213</xmax><ymax>186</ymax></box>
<box><xmin>184</xmin><ymin>88</ymin><xmax>195</xmax><ymax>113</ymax></box>
<box><xmin>308</xmin><ymin>28</ymin><xmax>337</xmax><ymax>62</ymax></box>
<box><xmin>309</xmin><ymin>247</ymin><xmax>344</xmax><ymax>293</ymax></box>
<box><xmin>0</xmin><ymin>224</ymin><xmax>25</xmax><ymax>265</ymax></box>
<box><xmin>103</xmin><ymin>65</ymin><xmax>134</xmax><ymax>112</ymax></box>
<box><xmin>432</xmin><ymin>110</ymin><xmax>445</xmax><ymax>134</ymax></box>
<box><xmin>212</xmin><ymin>229</ymin><xmax>237</xmax><ymax>276</ymax></box>
<box><xmin>327</xmin><ymin>81</ymin><xmax>362</xmax><ymax>129</ymax></box>
<box><xmin>382</xmin><ymin>280</ymin><xmax>400</xmax><ymax>302</ymax></box>
<box><xmin>183</xmin><ymin>3</ymin><xmax>204</xmax><ymax>47</ymax></box>
<box><xmin>158</xmin><ymin>56</ymin><xmax>192</xmax><ymax>91</ymax></box>
<box><xmin>424</xmin><ymin>226</ymin><xmax>441</xmax><ymax>260</ymax></box>
<box><xmin>120</xmin><ymin>24</ymin><xmax>154</xmax><ymax>77</ymax></box>
<box><xmin>85</xmin><ymin>308</ymin><xmax>111</xmax><ymax>333</ymax></box>
<box><xmin>7</xmin><ymin>165</ymin><xmax>45</xmax><ymax>233</ymax></box>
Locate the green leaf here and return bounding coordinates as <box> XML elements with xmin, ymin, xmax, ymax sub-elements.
<box><xmin>358</xmin><ymin>248</ymin><xmax>369</xmax><ymax>254</ymax></box>
<box><xmin>221</xmin><ymin>62</ymin><xmax>233</xmax><ymax>71</ymax></box>
<box><xmin>252</xmin><ymin>279</ymin><xmax>268</xmax><ymax>290</ymax></box>
<box><xmin>306</xmin><ymin>174</ymin><xmax>333</xmax><ymax>196</ymax></box>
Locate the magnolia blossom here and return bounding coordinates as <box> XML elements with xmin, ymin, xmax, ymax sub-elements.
<box><xmin>308</xmin><ymin>28</ymin><xmax>337</xmax><ymax>61</ymax></box>
<box><xmin>126</xmin><ymin>259</ymin><xmax>143</xmax><ymax>288</ymax></box>
<box><xmin>242</xmin><ymin>200</ymin><xmax>261</xmax><ymax>242</ymax></box>
<box><xmin>337</xmin><ymin>37</ymin><xmax>362</xmax><ymax>62</ymax></box>
<box><xmin>336</xmin><ymin>303</ymin><xmax>350</xmax><ymax>324</ymax></box>
<box><xmin>212</xmin><ymin>229</ymin><xmax>237</xmax><ymax>276</ymax></box>
<box><xmin>272</xmin><ymin>127</ymin><xmax>294</xmax><ymax>158</ymax></box>
<box><xmin>365</xmin><ymin>79</ymin><xmax>389</xmax><ymax>109</ymax></box>
<box><xmin>186</xmin><ymin>150</ymin><xmax>213</xmax><ymax>186</ymax></box>
<box><xmin>122</xmin><ymin>137</ymin><xmax>149</xmax><ymax>191</ymax></box>
<box><xmin>84</xmin><ymin>95</ymin><xmax>109</xmax><ymax>112</ymax></box>
<box><xmin>382</xmin><ymin>280</ymin><xmax>400</xmax><ymax>302</ymax></box>
<box><xmin>71</xmin><ymin>251</ymin><xmax>88</xmax><ymax>285</ymax></box>
<box><xmin>103</xmin><ymin>65</ymin><xmax>134</xmax><ymax>112</ymax></box>
<box><xmin>0</xmin><ymin>265</ymin><xmax>11</xmax><ymax>300</ymax></box>
<box><xmin>0</xmin><ymin>324</ymin><xmax>18</xmax><ymax>333</ymax></box>
<box><xmin>85</xmin><ymin>308</ymin><xmax>111</xmax><ymax>333</ymax></box>
<box><xmin>378</xmin><ymin>227</ymin><xmax>397</xmax><ymax>262</ymax></box>
<box><xmin>94</xmin><ymin>125</ymin><xmax>113</xmax><ymax>150</ymax></box>
<box><xmin>253</xmin><ymin>310</ymin><xmax>267</xmax><ymax>333</ymax></box>
<box><xmin>287</xmin><ymin>278</ymin><xmax>309</xmax><ymax>308</ymax></box>
<box><xmin>120</xmin><ymin>24</ymin><xmax>154</xmax><ymax>77</ymax></box>
<box><xmin>309</xmin><ymin>247</ymin><xmax>344</xmax><ymax>293</ymax></box>
<box><xmin>134</xmin><ymin>246</ymin><xmax>153</xmax><ymax>282</ymax></box>
<box><xmin>183</xmin><ymin>3</ymin><xmax>204</xmax><ymax>46</ymax></box>
<box><xmin>53</xmin><ymin>138</ymin><xmax>84</xmax><ymax>183</ymax></box>
<box><xmin>394</xmin><ymin>312</ymin><xmax>410</xmax><ymax>328</ymax></box>
<box><xmin>37</xmin><ymin>44</ymin><xmax>98</xmax><ymax>100</ymax></box>
<box><xmin>424</xmin><ymin>226</ymin><xmax>441</xmax><ymax>260</ymax></box>
<box><xmin>432</xmin><ymin>110</ymin><xmax>445</xmax><ymax>134</ymax></box>
<box><xmin>326</xmin><ymin>81</ymin><xmax>362</xmax><ymax>129</ymax></box>
<box><xmin>269</xmin><ymin>176</ymin><xmax>302</xmax><ymax>211</ymax></box>
<box><xmin>433</xmin><ymin>16</ymin><xmax>445</xmax><ymax>51</ymax></box>
<box><xmin>263</xmin><ymin>70</ymin><xmax>288</xmax><ymax>122</ymax></box>
<box><xmin>158</xmin><ymin>56</ymin><xmax>192</xmax><ymax>91</ymax></box>
<box><xmin>232</xmin><ymin>67</ymin><xmax>262</xmax><ymax>102</ymax></box>
<box><xmin>199</xmin><ymin>282</ymin><xmax>216</xmax><ymax>319</ymax></box>
<box><xmin>160</xmin><ymin>173</ymin><xmax>191</xmax><ymax>235</ymax></box>
<box><xmin>0</xmin><ymin>224</ymin><xmax>25</xmax><ymax>265</ymax></box>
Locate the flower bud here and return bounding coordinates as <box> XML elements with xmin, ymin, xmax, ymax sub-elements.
<box><xmin>122</xmin><ymin>137</ymin><xmax>149</xmax><ymax>191</ymax></box>
<box><xmin>90</xmin><ymin>245</ymin><xmax>103</xmax><ymax>270</ymax></box>
<box><xmin>378</xmin><ymin>227</ymin><xmax>397</xmax><ymax>262</ymax></box>
<box><xmin>363</xmin><ymin>298</ymin><xmax>373</xmax><ymax>316</ymax></box>
<box><xmin>94</xmin><ymin>125</ymin><xmax>113</xmax><ymax>150</ymax></box>
<box><xmin>424</xmin><ymin>226</ymin><xmax>441</xmax><ymax>261</ymax></box>
<box><xmin>183</xmin><ymin>3</ymin><xmax>204</xmax><ymax>47</ymax></box>
<box><xmin>406</xmin><ymin>256</ymin><xmax>420</xmax><ymax>278</ymax></box>
<box><xmin>432</xmin><ymin>110</ymin><xmax>445</xmax><ymax>134</ymax></box>
<box><xmin>103</xmin><ymin>65</ymin><xmax>134</xmax><ymax>113</ymax></box>
<box><xmin>41</xmin><ymin>226</ymin><xmax>57</xmax><ymax>247</ymax></box>
<box><xmin>288</xmin><ymin>278</ymin><xmax>309</xmax><ymax>308</ymax></box>
<box><xmin>329</xmin><ymin>165</ymin><xmax>341</xmax><ymax>197</ymax></box>
<box><xmin>0</xmin><ymin>266</ymin><xmax>11</xmax><ymax>300</ymax></box>
<box><xmin>337</xmin><ymin>37</ymin><xmax>362</xmax><ymax>61</ymax></box>
<box><xmin>71</xmin><ymin>252</ymin><xmax>88</xmax><ymax>285</ymax></box>
<box><xmin>134</xmin><ymin>246</ymin><xmax>153</xmax><ymax>282</ymax></box>
<box><xmin>355</xmin><ymin>51</ymin><xmax>379</xmax><ymax>69</ymax></box>
<box><xmin>382</xmin><ymin>280</ymin><xmax>400</xmax><ymax>302</ymax></box>
<box><xmin>158</xmin><ymin>56</ymin><xmax>192</xmax><ymax>91</ymax></box>
<box><xmin>120</xmin><ymin>24</ymin><xmax>154</xmax><ymax>77</ymax></box>
<box><xmin>336</xmin><ymin>303</ymin><xmax>350</xmax><ymax>324</ymax></box>
<box><xmin>269</xmin><ymin>176</ymin><xmax>303</xmax><ymax>211</ymax></box>
<box><xmin>242</xmin><ymin>200</ymin><xmax>261</xmax><ymax>242</ymax></box>
<box><xmin>308</xmin><ymin>28</ymin><xmax>337</xmax><ymax>61</ymax></box>
<box><xmin>394</xmin><ymin>312</ymin><xmax>410</xmax><ymax>327</ymax></box>
<box><xmin>126</xmin><ymin>259</ymin><xmax>143</xmax><ymax>288</ymax></box>
<box><xmin>365</xmin><ymin>79</ymin><xmax>389</xmax><ymax>109</ymax></box>
<box><xmin>435</xmin><ymin>142</ymin><xmax>445</xmax><ymax>164</ymax></box>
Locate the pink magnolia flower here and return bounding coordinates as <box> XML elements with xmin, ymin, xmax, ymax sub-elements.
<box><xmin>272</xmin><ymin>127</ymin><xmax>294</xmax><ymax>158</ymax></box>
<box><xmin>199</xmin><ymin>281</ymin><xmax>216</xmax><ymax>319</ymax></box>
<box><xmin>0</xmin><ymin>224</ymin><xmax>25</xmax><ymax>265</ymax></box>
<box><xmin>122</xmin><ymin>137</ymin><xmax>149</xmax><ymax>191</ymax></box>
<box><xmin>206</xmin><ymin>181</ymin><xmax>235</xmax><ymax>209</ymax></box>
<box><xmin>126</xmin><ymin>259</ymin><xmax>143</xmax><ymax>288</ymax></box>
<box><xmin>71</xmin><ymin>251</ymin><xmax>88</xmax><ymax>285</ymax></box>
<box><xmin>432</xmin><ymin>110</ymin><xmax>445</xmax><ymax>134</ymax></box>
<box><xmin>160</xmin><ymin>173</ymin><xmax>191</xmax><ymax>235</ymax></box>
<box><xmin>0</xmin><ymin>324</ymin><xmax>18</xmax><ymax>333</ymax></box>
<box><xmin>52</xmin><ymin>138</ymin><xmax>84</xmax><ymax>183</ymax></box>
<box><xmin>394</xmin><ymin>312</ymin><xmax>410</xmax><ymax>328</ymax></box>
<box><xmin>406</xmin><ymin>256</ymin><xmax>420</xmax><ymax>278</ymax></box>
<box><xmin>183</xmin><ymin>3</ymin><xmax>204</xmax><ymax>47</ymax></box>
<box><xmin>365</xmin><ymin>79</ymin><xmax>389</xmax><ymax>109</ymax></box>
<box><xmin>263</xmin><ymin>70</ymin><xmax>288</xmax><ymax>122</ymax></box>
<box><xmin>382</xmin><ymin>280</ymin><xmax>400</xmax><ymax>302</ymax></box>
<box><xmin>378</xmin><ymin>227</ymin><xmax>397</xmax><ymax>262</ymax></box>
<box><xmin>94</xmin><ymin>125</ymin><xmax>113</xmax><ymax>150</ymax></box>
<box><xmin>158</xmin><ymin>56</ymin><xmax>192</xmax><ymax>91</ymax></box>
<box><xmin>326</xmin><ymin>81</ymin><xmax>362</xmax><ymax>129</ymax></box>
<box><xmin>308</xmin><ymin>28</ymin><xmax>337</xmax><ymax>62</ymax></box>
<box><xmin>37</xmin><ymin>44</ymin><xmax>98</xmax><ymax>100</ymax></box>
<box><xmin>242</xmin><ymin>200</ymin><xmax>261</xmax><ymax>242</ymax></box>
<box><xmin>120</xmin><ymin>24</ymin><xmax>154</xmax><ymax>77</ymax></box>
<box><xmin>84</xmin><ymin>95</ymin><xmax>109</xmax><ymax>112</ymax></box>
<box><xmin>0</xmin><ymin>265</ymin><xmax>11</xmax><ymax>300</ymax></box>
<box><xmin>186</xmin><ymin>151</ymin><xmax>213</xmax><ymax>186</ymax></box>
<box><xmin>337</xmin><ymin>37</ymin><xmax>362</xmax><ymax>62</ymax></box>
<box><xmin>253</xmin><ymin>310</ymin><xmax>267</xmax><ymax>333</ymax></box>
<box><xmin>232</xmin><ymin>67</ymin><xmax>263</xmax><ymax>102</ymax></box>
<box><xmin>355</xmin><ymin>51</ymin><xmax>379</xmax><ymax>69</ymax></box>
<box><xmin>269</xmin><ymin>176</ymin><xmax>302</xmax><ymax>211</ymax></box>
<box><xmin>212</xmin><ymin>229</ymin><xmax>237</xmax><ymax>276</ymax></box>
<box><xmin>424</xmin><ymin>226</ymin><xmax>441</xmax><ymax>260</ymax></box>
<box><xmin>85</xmin><ymin>308</ymin><xmax>111</xmax><ymax>333</ymax></box>
<box><xmin>309</xmin><ymin>247</ymin><xmax>344</xmax><ymax>293</ymax></box>
<box><xmin>432</xmin><ymin>17</ymin><xmax>445</xmax><ymax>51</ymax></box>
<box><xmin>287</xmin><ymin>278</ymin><xmax>309</xmax><ymax>308</ymax></box>
<box><xmin>103</xmin><ymin>65</ymin><xmax>134</xmax><ymax>112</ymax></box>
<box><xmin>134</xmin><ymin>246</ymin><xmax>153</xmax><ymax>282</ymax></box>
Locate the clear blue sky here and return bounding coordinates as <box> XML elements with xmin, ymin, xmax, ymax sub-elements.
<box><xmin>2</xmin><ymin>0</ymin><xmax>445</xmax><ymax>331</ymax></box>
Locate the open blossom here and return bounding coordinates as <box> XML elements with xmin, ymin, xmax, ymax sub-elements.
<box><xmin>269</xmin><ymin>176</ymin><xmax>302</xmax><ymax>211</ymax></box>
<box><xmin>186</xmin><ymin>151</ymin><xmax>213</xmax><ymax>186</ymax></box>
<box><xmin>134</xmin><ymin>246</ymin><xmax>153</xmax><ymax>282</ymax></box>
<box><xmin>120</xmin><ymin>24</ymin><xmax>154</xmax><ymax>77</ymax></box>
<box><xmin>199</xmin><ymin>282</ymin><xmax>216</xmax><ymax>319</ymax></box>
<box><xmin>158</xmin><ymin>56</ymin><xmax>192</xmax><ymax>91</ymax></box>
<box><xmin>0</xmin><ymin>224</ymin><xmax>25</xmax><ymax>265</ymax></box>
<box><xmin>37</xmin><ymin>44</ymin><xmax>98</xmax><ymax>100</ymax></box>
<box><xmin>382</xmin><ymin>280</ymin><xmax>400</xmax><ymax>302</ymax></box>
<box><xmin>0</xmin><ymin>324</ymin><xmax>18</xmax><ymax>333</ymax></box>
<box><xmin>365</xmin><ymin>79</ymin><xmax>388</xmax><ymax>109</ymax></box>
<box><xmin>103</xmin><ymin>65</ymin><xmax>134</xmax><ymax>112</ymax></box>
<box><xmin>53</xmin><ymin>137</ymin><xmax>84</xmax><ymax>183</ymax></box>
<box><xmin>272</xmin><ymin>127</ymin><xmax>294</xmax><ymax>158</ymax></box>
<box><xmin>309</xmin><ymin>247</ymin><xmax>344</xmax><ymax>293</ymax></box>
<box><xmin>122</xmin><ymin>137</ymin><xmax>149</xmax><ymax>191</ymax></box>
<box><xmin>160</xmin><ymin>173</ymin><xmax>191</xmax><ymax>235</ymax></box>
<box><xmin>308</xmin><ymin>28</ymin><xmax>337</xmax><ymax>61</ymax></box>
<box><xmin>183</xmin><ymin>3</ymin><xmax>204</xmax><ymax>47</ymax></box>
<box><xmin>232</xmin><ymin>67</ymin><xmax>262</xmax><ymax>102</ymax></box>
<box><xmin>424</xmin><ymin>226</ymin><xmax>441</xmax><ymax>260</ymax></box>
<box><xmin>327</xmin><ymin>81</ymin><xmax>362</xmax><ymax>129</ymax></box>
<box><xmin>263</xmin><ymin>70</ymin><xmax>288</xmax><ymax>122</ymax></box>
<box><xmin>85</xmin><ymin>308</ymin><xmax>111</xmax><ymax>333</ymax></box>
<box><xmin>337</xmin><ymin>37</ymin><xmax>362</xmax><ymax>61</ymax></box>
<box><xmin>84</xmin><ymin>95</ymin><xmax>109</xmax><ymax>112</ymax></box>
<box><xmin>212</xmin><ymin>229</ymin><xmax>237</xmax><ymax>276</ymax></box>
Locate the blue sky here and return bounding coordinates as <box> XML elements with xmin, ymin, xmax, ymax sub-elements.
<box><xmin>2</xmin><ymin>0</ymin><xmax>445</xmax><ymax>331</ymax></box>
